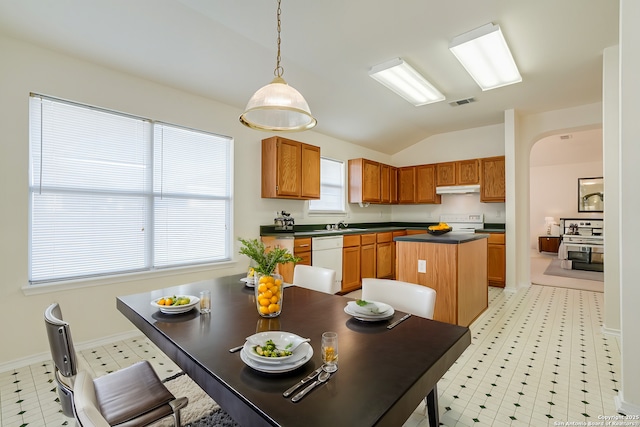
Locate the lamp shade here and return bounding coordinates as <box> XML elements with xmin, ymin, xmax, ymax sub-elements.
<box><xmin>239</xmin><ymin>77</ymin><xmax>317</xmax><ymax>132</ymax></box>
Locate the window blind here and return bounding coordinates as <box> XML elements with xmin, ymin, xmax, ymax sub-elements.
<box><xmin>29</xmin><ymin>95</ymin><xmax>232</xmax><ymax>284</ymax></box>
<box><xmin>308</xmin><ymin>157</ymin><xmax>345</xmax><ymax>212</ymax></box>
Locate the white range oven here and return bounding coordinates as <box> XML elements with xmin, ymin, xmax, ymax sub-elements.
<box><xmin>559</xmin><ymin>218</ymin><xmax>604</xmax><ymax>272</ymax></box>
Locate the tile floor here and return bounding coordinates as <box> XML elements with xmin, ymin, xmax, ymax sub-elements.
<box><xmin>1</xmin><ymin>273</ymin><xmax>621</xmax><ymax>427</ymax></box>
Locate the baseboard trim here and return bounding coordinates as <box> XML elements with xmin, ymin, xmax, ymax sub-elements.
<box><xmin>0</xmin><ymin>330</ymin><xmax>143</xmax><ymax>373</ymax></box>
<box><xmin>615</xmin><ymin>395</ymin><xmax>640</xmax><ymax>415</ymax></box>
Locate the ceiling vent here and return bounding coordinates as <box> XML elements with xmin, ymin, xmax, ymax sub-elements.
<box><xmin>449</xmin><ymin>97</ymin><xmax>476</xmax><ymax>107</ymax></box>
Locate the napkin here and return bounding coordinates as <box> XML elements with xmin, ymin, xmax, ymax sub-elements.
<box><xmin>349</xmin><ymin>300</ymin><xmax>387</xmax><ymax>316</ymax></box>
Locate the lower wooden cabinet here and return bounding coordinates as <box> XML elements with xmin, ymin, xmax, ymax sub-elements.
<box><xmin>375</xmin><ymin>232</ymin><xmax>393</xmax><ymax>278</ymax></box>
<box><xmin>342</xmin><ymin>235</ymin><xmax>361</xmax><ymax>293</ymax></box>
<box><xmin>360</xmin><ymin>234</ymin><xmax>376</xmax><ymax>279</ymax></box>
<box><xmin>391</xmin><ymin>230</ymin><xmax>406</xmax><ymax>279</ymax></box>
<box><xmin>486</xmin><ymin>232</ymin><xmax>506</xmax><ymax>287</ymax></box>
<box><xmin>538</xmin><ymin>236</ymin><xmax>560</xmax><ymax>253</ymax></box>
<box><xmin>294</xmin><ymin>238</ymin><xmax>312</xmax><ymax>265</ymax></box>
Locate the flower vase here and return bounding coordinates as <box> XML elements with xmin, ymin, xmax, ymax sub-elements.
<box><xmin>255</xmin><ymin>272</ymin><xmax>283</xmax><ymax>317</ymax></box>
<box><xmin>254</xmin><ymin>272</ymin><xmax>284</xmax><ymax>317</ymax></box>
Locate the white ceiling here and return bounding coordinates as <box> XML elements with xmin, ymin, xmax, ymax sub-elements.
<box><xmin>0</xmin><ymin>0</ymin><xmax>619</xmax><ymax>155</ymax></box>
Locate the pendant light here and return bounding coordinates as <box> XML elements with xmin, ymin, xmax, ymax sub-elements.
<box><xmin>239</xmin><ymin>0</ymin><xmax>316</xmax><ymax>132</ymax></box>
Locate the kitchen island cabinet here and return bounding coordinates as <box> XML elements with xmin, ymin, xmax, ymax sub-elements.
<box><xmin>395</xmin><ymin>233</ymin><xmax>488</xmax><ymax>327</ymax></box>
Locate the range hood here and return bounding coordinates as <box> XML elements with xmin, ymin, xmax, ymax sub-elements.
<box><xmin>436</xmin><ymin>184</ymin><xmax>481</xmax><ymax>195</ymax></box>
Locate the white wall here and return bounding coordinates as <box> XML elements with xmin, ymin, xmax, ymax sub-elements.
<box><xmin>529</xmin><ymin>161</ymin><xmax>603</xmax><ymax>247</ymax></box>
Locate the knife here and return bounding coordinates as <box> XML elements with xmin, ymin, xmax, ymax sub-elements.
<box><xmin>282</xmin><ymin>367</ymin><xmax>323</xmax><ymax>397</ymax></box>
<box><xmin>387</xmin><ymin>313</ymin><xmax>411</xmax><ymax>329</ymax></box>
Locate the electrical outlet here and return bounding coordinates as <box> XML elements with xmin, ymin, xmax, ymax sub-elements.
<box><xmin>418</xmin><ymin>260</ymin><xmax>427</xmax><ymax>273</ymax></box>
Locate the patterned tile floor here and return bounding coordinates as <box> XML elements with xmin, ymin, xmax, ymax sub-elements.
<box><xmin>0</xmin><ymin>285</ymin><xmax>621</xmax><ymax>426</ymax></box>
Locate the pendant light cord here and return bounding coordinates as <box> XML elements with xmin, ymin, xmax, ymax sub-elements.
<box><xmin>274</xmin><ymin>0</ymin><xmax>284</xmax><ymax>78</ymax></box>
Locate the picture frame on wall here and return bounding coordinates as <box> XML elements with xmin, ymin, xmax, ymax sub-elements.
<box><xmin>578</xmin><ymin>177</ymin><xmax>604</xmax><ymax>212</ymax></box>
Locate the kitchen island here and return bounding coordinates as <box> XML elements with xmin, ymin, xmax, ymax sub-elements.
<box><xmin>394</xmin><ymin>232</ymin><xmax>488</xmax><ymax>326</ymax></box>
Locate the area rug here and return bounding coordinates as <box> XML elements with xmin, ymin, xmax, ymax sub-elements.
<box><xmin>543</xmin><ymin>258</ymin><xmax>603</xmax><ymax>282</ymax></box>
<box><xmin>149</xmin><ymin>373</ymin><xmax>239</xmax><ymax>427</ymax></box>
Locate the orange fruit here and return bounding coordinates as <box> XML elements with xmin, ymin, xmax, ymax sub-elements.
<box><xmin>259</xmin><ymin>298</ymin><xmax>270</xmax><ymax>307</ymax></box>
<box><xmin>274</xmin><ymin>279</ymin><xmax>282</xmax><ymax>286</ymax></box>
<box><xmin>259</xmin><ymin>306</ymin><xmax>270</xmax><ymax>315</ymax></box>
<box><xmin>268</xmin><ymin>303</ymin><xmax>280</xmax><ymax>313</ymax></box>
<box><xmin>270</xmin><ymin>296</ymin><xmax>279</xmax><ymax>304</ymax></box>
<box><xmin>257</xmin><ymin>283</ymin><xmax>267</xmax><ymax>293</ymax></box>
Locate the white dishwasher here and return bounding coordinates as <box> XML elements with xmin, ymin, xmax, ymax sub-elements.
<box><xmin>311</xmin><ymin>236</ymin><xmax>343</xmax><ymax>294</ymax></box>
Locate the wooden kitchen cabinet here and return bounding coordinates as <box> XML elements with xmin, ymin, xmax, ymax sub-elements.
<box><xmin>390</xmin><ymin>167</ymin><xmax>398</xmax><ymax>204</ymax></box>
<box><xmin>487</xmin><ymin>232</ymin><xmax>506</xmax><ymax>287</ymax></box>
<box><xmin>415</xmin><ymin>164</ymin><xmax>441</xmax><ymax>204</ymax></box>
<box><xmin>380</xmin><ymin>163</ymin><xmax>390</xmax><ymax>204</ymax></box>
<box><xmin>294</xmin><ymin>238</ymin><xmax>312</xmax><ymax>265</ymax></box>
<box><xmin>391</xmin><ymin>230</ymin><xmax>406</xmax><ymax>279</ymax></box>
<box><xmin>538</xmin><ymin>236</ymin><xmax>560</xmax><ymax>253</ymax></box>
<box><xmin>348</xmin><ymin>158</ymin><xmax>381</xmax><ymax>203</ymax></box>
<box><xmin>436</xmin><ymin>162</ymin><xmax>456</xmax><ymax>186</ymax></box>
<box><xmin>360</xmin><ymin>234</ymin><xmax>377</xmax><ymax>279</ymax></box>
<box><xmin>480</xmin><ymin>156</ymin><xmax>506</xmax><ymax>202</ymax></box>
<box><xmin>376</xmin><ymin>232</ymin><xmax>393</xmax><ymax>279</ymax></box>
<box><xmin>342</xmin><ymin>234</ymin><xmax>361</xmax><ymax>293</ymax></box>
<box><xmin>398</xmin><ymin>166</ymin><xmax>416</xmax><ymax>204</ymax></box>
<box><xmin>436</xmin><ymin>159</ymin><xmax>480</xmax><ymax>186</ymax></box>
<box><xmin>261</xmin><ymin>136</ymin><xmax>320</xmax><ymax>200</ymax></box>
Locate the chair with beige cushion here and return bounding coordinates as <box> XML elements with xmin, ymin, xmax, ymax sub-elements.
<box><xmin>44</xmin><ymin>303</ymin><xmax>188</xmax><ymax>426</ymax></box>
<box><xmin>293</xmin><ymin>264</ymin><xmax>338</xmax><ymax>294</ymax></box>
<box><xmin>361</xmin><ymin>278</ymin><xmax>438</xmax><ymax>426</ymax></box>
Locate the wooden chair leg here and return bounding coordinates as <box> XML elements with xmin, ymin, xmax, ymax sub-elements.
<box><xmin>425</xmin><ymin>385</ymin><xmax>439</xmax><ymax>427</ymax></box>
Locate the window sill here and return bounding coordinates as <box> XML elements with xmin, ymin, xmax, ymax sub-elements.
<box><xmin>21</xmin><ymin>260</ymin><xmax>237</xmax><ymax>296</ymax></box>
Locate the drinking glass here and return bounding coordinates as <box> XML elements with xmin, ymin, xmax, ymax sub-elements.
<box><xmin>199</xmin><ymin>290</ymin><xmax>211</xmax><ymax>314</ymax></box>
<box><xmin>321</xmin><ymin>331</ymin><xmax>338</xmax><ymax>372</ymax></box>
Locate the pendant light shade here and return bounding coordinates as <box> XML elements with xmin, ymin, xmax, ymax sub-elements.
<box><xmin>239</xmin><ymin>0</ymin><xmax>316</xmax><ymax>132</ymax></box>
<box><xmin>240</xmin><ymin>77</ymin><xmax>316</xmax><ymax>131</ymax></box>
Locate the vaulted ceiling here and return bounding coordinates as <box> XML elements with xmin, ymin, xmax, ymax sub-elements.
<box><xmin>0</xmin><ymin>0</ymin><xmax>619</xmax><ymax>154</ymax></box>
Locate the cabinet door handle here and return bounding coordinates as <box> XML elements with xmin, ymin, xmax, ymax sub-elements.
<box><xmin>298</xmin><ymin>244</ymin><xmax>310</xmax><ymax>248</ymax></box>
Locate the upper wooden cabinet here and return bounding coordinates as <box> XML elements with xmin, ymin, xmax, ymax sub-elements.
<box><xmin>389</xmin><ymin>167</ymin><xmax>398</xmax><ymax>204</ymax></box>
<box><xmin>261</xmin><ymin>136</ymin><xmax>320</xmax><ymax>199</ymax></box>
<box><xmin>480</xmin><ymin>156</ymin><xmax>505</xmax><ymax>202</ymax></box>
<box><xmin>380</xmin><ymin>163</ymin><xmax>390</xmax><ymax>204</ymax></box>
<box><xmin>348</xmin><ymin>158</ymin><xmax>381</xmax><ymax>203</ymax></box>
<box><xmin>436</xmin><ymin>159</ymin><xmax>480</xmax><ymax>186</ymax></box>
<box><xmin>398</xmin><ymin>166</ymin><xmax>416</xmax><ymax>204</ymax></box>
<box><xmin>415</xmin><ymin>164</ymin><xmax>441</xmax><ymax>204</ymax></box>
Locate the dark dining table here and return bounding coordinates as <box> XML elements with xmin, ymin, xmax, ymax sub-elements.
<box><xmin>116</xmin><ymin>274</ymin><xmax>471</xmax><ymax>427</ymax></box>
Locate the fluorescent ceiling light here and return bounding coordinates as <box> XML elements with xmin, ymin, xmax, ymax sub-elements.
<box><xmin>449</xmin><ymin>23</ymin><xmax>522</xmax><ymax>91</ymax></box>
<box><xmin>369</xmin><ymin>58</ymin><xmax>445</xmax><ymax>106</ymax></box>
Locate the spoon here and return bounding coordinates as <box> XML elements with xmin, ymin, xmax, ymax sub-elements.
<box><xmin>291</xmin><ymin>369</ymin><xmax>331</xmax><ymax>402</ymax></box>
<box><xmin>287</xmin><ymin>338</ymin><xmax>311</xmax><ymax>352</ymax></box>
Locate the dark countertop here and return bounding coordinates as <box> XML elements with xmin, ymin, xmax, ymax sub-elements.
<box><xmin>394</xmin><ymin>232</ymin><xmax>490</xmax><ymax>244</ymax></box>
<box><xmin>260</xmin><ymin>222</ymin><xmax>505</xmax><ymax>238</ymax></box>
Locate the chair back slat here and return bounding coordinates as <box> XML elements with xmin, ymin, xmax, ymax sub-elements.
<box><xmin>44</xmin><ymin>303</ymin><xmax>78</xmax><ymax>377</ymax></box>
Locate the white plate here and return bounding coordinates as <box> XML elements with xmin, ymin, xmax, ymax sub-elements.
<box><xmin>344</xmin><ymin>304</ymin><xmax>394</xmax><ymax>322</ymax></box>
<box><xmin>240</xmin><ymin>342</ymin><xmax>313</xmax><ymax>373</ymax></box>
<box><xmin>240</xmin><ymin>277</ymin><xmax>255</xmax><ymax>287</ymax></box>
<box><xmin>244</xmin><ymin>331</ymin><xmax>307</xmax><ymax>363</ymax></box>
<box><xmin>150</xmin><ymin>295</ymin><xmax>200</xmax><ymax>314</ymax></box>
<box><xmin>346</xmin><ymin>301</ymin><xmax>393</xmax><ymax>316</ymax></box>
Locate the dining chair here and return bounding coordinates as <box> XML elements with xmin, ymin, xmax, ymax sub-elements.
<box><xmin>44</xmin><ymin>303</ymin><xmax>188</xmax><ymax>426</ymax></box>
<box><xmin>293</xmin><ymin>264</ymin><xmax>338</xmax><ymax>294</ymax></box>
<box><xmin>360</xmin><ymin>278</ymin><xmax>439</xmax><ymax>427</ymax></box>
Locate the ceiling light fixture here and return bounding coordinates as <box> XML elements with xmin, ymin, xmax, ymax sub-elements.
<box><xmin>239</xmin><ymin>0</ymin><xmax>316</xmax><ymax>132</ymax></box>
<box><xmin>449</xmin><ymin>23</ymin><xmax>522</xmax><ymax>91</ymax></box>
<box><xmin>369</xmin><ymin>58</ymin><xmax>445</xmax><ymax>106</ymax></box>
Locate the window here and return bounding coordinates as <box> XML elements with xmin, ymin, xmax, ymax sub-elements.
<box><xmin>308</xmin><ymin>157</ymin><xmax>345</xmax><ymax>212</ymax></box>
<box><xmin>29</xmin><ymin>94</ymin><xmax>232</xmax><ymax>284</ymax></box>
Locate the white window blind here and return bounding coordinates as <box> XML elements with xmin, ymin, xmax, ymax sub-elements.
<box><xmin>308</xmin><ymin>157</ymin><xmax>345</xmax><ymax>212</ymax></box>
<box><xmin>29</xmin><ymin>95</ymin><xmax>232</xmax><ymax>284</ymax></box>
